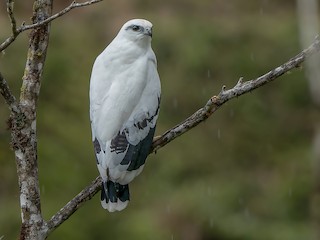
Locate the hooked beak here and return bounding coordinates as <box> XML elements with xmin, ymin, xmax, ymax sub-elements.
<box><xmin>145</xmin><ymin>27</ymin><xmax>152</xmax><ymax>37</ymax></box>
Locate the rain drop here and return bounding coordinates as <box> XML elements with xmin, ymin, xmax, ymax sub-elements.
<box><xmin>207</xmin><ymin>186</ymin><xmax>212</xmax><ymax>196</ymax></box>
<box><xmin>229</xmin><ymin>109</ymin><xmax>234</xmax><ymax>118</ymax></box>
<box><xmin>217</xmin><ymin>129</ymin><xmax>221</xmax><ymax>139</ymax></box>
<box><xmin>173</xmin><ymin>98</ymin><xmax>178</xmax><ymax>109</ymax></box>
<box><xmin>250</xmin><ymin>52</ymin><xmax>255</xmax><ymax>62</ymax></box>
<box><xmin>166</xmin><ymin>204</ymin><xmax>171</xmax><ymax>214</ymax></box>
<box><xmin>209</xmin><ymin>218</ymin><xmax>214</xmax><ymax>228</ymax></box>
<box><xmin>244</xmin><ymin>208</ymin><xmax>250</xmax><ymax>219</ymax></box>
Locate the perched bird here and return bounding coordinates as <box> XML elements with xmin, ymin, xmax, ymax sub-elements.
<box><xmin>89</xmin><ymin>19</ymin><xmax>161</xmax><ymax>212</ymax></box>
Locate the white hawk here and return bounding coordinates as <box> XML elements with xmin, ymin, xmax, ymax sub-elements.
<box><xmin>89</xmin><ymin>19</ymin><xmax>161</xmax><ymax>212</ymax></box>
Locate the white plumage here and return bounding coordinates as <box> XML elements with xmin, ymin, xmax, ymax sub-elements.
<box><xmin>89</xmin><ymin>19</ymin><xmax>161</xmax><ymax>212</ymax></box>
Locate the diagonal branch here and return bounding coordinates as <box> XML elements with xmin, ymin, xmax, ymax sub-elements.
<box><xmin>0</xmin><ymin>0</ymin><xmax>103</xmax><ymax>52</ymax></box>
<box><xmin>0</xmin><ymin>71</ymin><xmax>19</xmax><ymax>114</ymax></box>
<box><xmin>19</xmin><ymin>0</ymin><xmax>103</xmax><ymax>32</ymax></box>
<box><xmin>151</xmin><ymin>36</ymin><xmax>320</xmax><ymax>152</ymax></box>
<box><xmin>46</xmin><ymin>36</ymin><xmax>320</xmax><ymax>230</ymax></box>
<box><xmin>45</xmin><ymin>177</ymin><xmax>102</xmax><ymax>234</ymax></box>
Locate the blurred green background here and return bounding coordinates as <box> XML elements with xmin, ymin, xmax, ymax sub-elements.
<box><xmin>1</xmin><ymin>0</ymin><xmax>319</xmax><ymax>239</ymax></box>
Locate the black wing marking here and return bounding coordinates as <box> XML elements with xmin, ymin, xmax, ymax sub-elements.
<box><xmin>93</xmin><ymin>137</ymin><xmax>101</xmax><ymax>154</ymax></box>
<box><xmin>108</xmin><ymin>96</ymin><xmax>160</xmax><ymax>171</ymax></box>
<box><xmin>110</xmin><ymin>132</ymin><xmax>128</xmax><ymax>154</ymax></box>
<box><xmin>121</xmin><ymin>127</ymin><xmax>156</xmax><ymax>171</ymax></box>
<box><xmin>109</xmin><ymin>126</ymin><xmax>156</xmax><ymax>171</ymax></box>
<box><xmin>93</xmin><ymin>137</ymin><xmax>102</xmax><ymax>164</ymax></box>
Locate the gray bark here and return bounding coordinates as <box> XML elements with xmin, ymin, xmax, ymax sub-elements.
<box><xmin>0</xmin><ymin>1</ymin><xmax>102</xmax><ymax>239</ymax></box>
<box><xmin>13</xmin><ymin>1</ymin><xmax>52</xmax><ymax>239</ymax></box>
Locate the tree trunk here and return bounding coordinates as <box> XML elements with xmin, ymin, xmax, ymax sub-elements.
<box><xmin>11</xmin><ymin>1</ymin><xmax>53</xmax><ymax>239</ymax></box>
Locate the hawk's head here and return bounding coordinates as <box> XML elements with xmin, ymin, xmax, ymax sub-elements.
<box><xmin>120</xmin><ymin>19</ymin><xmax>153</xmax><ymax>43</ymax></box>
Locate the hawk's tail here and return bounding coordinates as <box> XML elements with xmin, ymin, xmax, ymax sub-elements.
<box><xmin>101</xmin><ymin>180</ymin><xmax>130</xmax><ymax>212</ymax></box>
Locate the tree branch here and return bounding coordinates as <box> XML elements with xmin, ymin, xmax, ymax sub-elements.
<box><xmin>46</xmin><ymin>36</ymin><xmax>320</xmax><ymax>229</ymax></box>
<box><xmin>19</xmin><ymin>0</ymin><xmax>103</xmax><ymax>31</ymax></box>
<box><xmin>0</xmin><ymin>0</ymin><xmax>103</xmax><ymax>52</ymax></box>
<box><xmin>6</xmin><ymin>0</ymin><xmax>18</xmax><ymax>36</ymax></box>
<box><xmin>151</xmin><ymin>36</ymin><xmax>320</xmax><ymax>152</ymax></box>
<box><xmin>0</xmin><ymin>72</ymin><xmax>19</xmax><ymax>114</ymax></box>
<box><xmin>45</xmin><ymin>177</ymin><xmax>102</xmax><ymax>234</ymax></box>
<box><xmin>0</xmin><ymin>0</ymin><xmax>19</xmax><ymax>53</ymax></box>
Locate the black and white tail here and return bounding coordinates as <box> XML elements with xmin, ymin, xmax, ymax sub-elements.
<box><xmin>100</xmin><ymin>180</ymin><xmax>130</xmax><ymax>212</ymax></box>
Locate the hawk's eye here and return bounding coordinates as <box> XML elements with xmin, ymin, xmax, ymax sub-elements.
<box><xmin>131</xmin><ymin>25</ymin><xmax>140</xmax><ymax>31</ymax></box>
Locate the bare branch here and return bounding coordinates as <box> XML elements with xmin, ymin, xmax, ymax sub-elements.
<box><xmin>151</xmin><ymin>36</ymin><xmax>320</xmax><ymax>152</ymax></box>
<box><xmin>0</xmin><ymin>35</ymin><xmax>16</xmax><ymax>52</ymax></box>
<box><xmin>0</xmin><ymin>72</ymin><xmax>19</xmax><ymax>114</ymax></box>
<box><xmin>0</xmin><ymin>0</ymin><xmax>19</xmax><ymax>52</ymax></box>
<box><xmin>45</xmin><ymin>177</ymin><xmax>102</xmax><ymax>233</ymax></box>
<box><xmin>47</xmin><ymin>36</ymin><xmax>320</xmax><ymax>228</ymax></box>
<box><xmin>19</xmin><ymin>0</ymin><xmax>103</xmax><ymax>32</ymax></box>
<box><xmin>0</xmin><ymin>0</ymin><xmax>103</xmax><ymax>52</ymax></box>
<box><xmin>6</xmin><ymin>0</ymin><xmax>18</xmax><ymax>35</ymax></box>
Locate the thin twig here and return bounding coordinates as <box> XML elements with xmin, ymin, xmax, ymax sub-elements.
<box><xmin>0</xmin><ymin>0</ymin><xmax>103</xmax><ymax>52</ymax></box>
<box><xmin>0</xmin><ymin>72</ymin><xmax>19</xmax><ymax>114</ymax></box>
<box><xmin>19</xmin><ymin>0</ymin><xmax>103</xmax><ymax>32</ymax></box>
<box><xmin>47</xmin><ymin>36</ymin><xmax>320</xmax><ymax>230</ymax></box>
<box><xmin>6</xmin><ymin>0</ymin><xmax>18</xmax><ymax>36</ymax></box>
<box><xmin>1</xmin><ymin>0</ymin><xmax>19</xmax><ymax>52</ymax></box>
